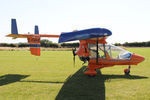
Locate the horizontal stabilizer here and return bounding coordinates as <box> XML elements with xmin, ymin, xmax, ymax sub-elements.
<box><xmin>11</xmin><ymin>19</ymin><xmax>18</xmax><ymax>34</ymax></box>
<box><xmin>58</xmin><ymin>28</ymin><xmax>112</xmax><ymax>43</ymax></box>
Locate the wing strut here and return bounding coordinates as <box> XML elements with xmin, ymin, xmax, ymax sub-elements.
<box><xmin>103</xmin><ymin>44</ymin><xmax>106</xmax><ymax>57</ymax></box>
<box><xmin>96</xmin><ymin>38</ymin><xmax>99</xmax><ymax>65</ymax></box>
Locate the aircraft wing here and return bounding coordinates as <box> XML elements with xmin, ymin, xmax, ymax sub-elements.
<box><xmin>58</xmin><ymin>28</ymin><xmax>112</xmax><ymax>43</ymax></box>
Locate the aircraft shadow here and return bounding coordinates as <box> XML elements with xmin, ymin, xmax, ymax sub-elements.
<box><xmin>0</xmin><ymin>70</ymin><xmax>147</xmax><ymax>100</ymax></box>
<box><xmin>55</xmin><ymin>66</ymin><xmax>148</xmax><ymax>100</ymax></box>
<box><xmin>20</xmin><ymin>80</ymin><xmax>64</xmax><ymax>84</ymax></box>
<box><xmin>0</xmin><ymin>74</ymin><xmax>29</xmax><ymax>86</ymax></box>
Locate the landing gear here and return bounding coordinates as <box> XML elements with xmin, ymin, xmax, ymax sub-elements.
<box><xmin>124</xmin><ymin>65</ymin><xmax>131</xmax><ymax>75</ymax></box>
<box><xmin>84</xmin><ymin>69</ymin><xmax>97</xmax><ymax>76</ymax></box>
<box><xmin>84</xmin><ymin>64</ymin><xmax>99</xmax><ymax>76</ymax></box>
<box><xmin>88</xmin><ymin>75</ymin><xmax>96</xmax><ymax>77</ymax></box>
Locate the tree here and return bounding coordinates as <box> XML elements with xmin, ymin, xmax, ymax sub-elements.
<box><xmin>40</xmin><ymin>39</ymin><xmax>59</xmax><ymax>48</ymax></box>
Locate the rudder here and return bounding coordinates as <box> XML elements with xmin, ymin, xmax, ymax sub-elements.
<box><xmin>28</xmin><ymin>36</ymin><xmax>41</xmax><ymax>56</ymax></box>
<box><xmin>34</xmin><ymin>25</ymin><xmax>39</xmax><ymax>34</ymax></box>
<box><xmin>11</xmin><ymin>19</ymin><xmax>18</xmax><ymax>34</ymax></box>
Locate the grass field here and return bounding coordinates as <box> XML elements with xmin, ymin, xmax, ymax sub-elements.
<box><xmin>0</xmin><ymin>48</ymin><xmax>150</xmax><ymax>100</ymax></box>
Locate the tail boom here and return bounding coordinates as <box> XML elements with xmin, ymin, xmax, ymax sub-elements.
<box><xmin>39</xmin><ymin>34</ymin><xmax>60</xmax><ymax>38</ymax></box>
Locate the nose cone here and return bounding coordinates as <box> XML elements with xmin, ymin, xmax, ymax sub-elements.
<box><xmin>131</xmin><ymin>53</ymin><xmax>145</xmax><ymax>63</ymax></box>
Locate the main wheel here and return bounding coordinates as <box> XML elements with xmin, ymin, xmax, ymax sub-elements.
<box><xmin>88</xmin><ymin>75</ymin><xmax>96</xmax><ymax>77</ymax></box>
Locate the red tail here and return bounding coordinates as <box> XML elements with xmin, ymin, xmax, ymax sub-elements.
<box><xmin>27</xmin><ymin>36</ymin><xmax>40</xmax><ymax>56</ymax></box>
<box><xmin>30</xmin><ymin>48</ymin><xmax>40</xmax><ymax>56</ymax></box>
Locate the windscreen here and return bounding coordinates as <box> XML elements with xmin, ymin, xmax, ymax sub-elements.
<box><xmin>88</xmin><ymin>43</ymin><xmax>132</xmax><ymax>59</ymax></box>
<box><xmin>105</xmin><ymin>44</ymin><xmax>131</xmax><ymax>59</ymax></box>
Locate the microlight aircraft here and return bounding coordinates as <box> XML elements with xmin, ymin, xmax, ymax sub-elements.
<box><xmin>6</xmin><ymin>19</ymin><xmax>145</xmax><ymax>76</ymax></box>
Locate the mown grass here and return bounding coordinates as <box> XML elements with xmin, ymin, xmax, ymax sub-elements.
<box><xmin>0</xmin><ymin>48</ymin><xmax>150</xmax><ymax>100</ymax></box>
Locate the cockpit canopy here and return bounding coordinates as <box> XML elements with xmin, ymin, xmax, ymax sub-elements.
<box><xmin>88</xmin><ymin>44</ymin><xmax>132</xmax><ymax>59</ymax></box>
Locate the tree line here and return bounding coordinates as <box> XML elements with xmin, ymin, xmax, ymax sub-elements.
<box><xmin>114</xmin><ymin>41</ymin><xmax>150</xmax><ymax>47</ymax></box>
<box><xmin>1</xmin><ymin>39</ymin><xmax>150</xmax><ymax>47</ymax></box>
<box><xmin>0</xmin><ymin>39</ymin><xmax>79</xmax><ymax>48</ymax></box>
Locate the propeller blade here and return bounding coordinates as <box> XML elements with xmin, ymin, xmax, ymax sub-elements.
<box><xmin>73</xmin><ymin>55</ymin><xmax>75</xmax><ymax>67</ymax></box>
<box><xmin>72</xmin><ymin>48</ymin><xmax>76</xmax><ymax>56</ymax></box>
<box><xmin>72</xmin><ymin>48</ymin><xmax>76</xmax><ymax>67</ymax></box>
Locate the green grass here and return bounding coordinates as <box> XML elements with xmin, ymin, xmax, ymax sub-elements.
<box><xmin>0</xmin><ymin>48</ymin><xmax>150</xmax><ymax>100</ymax></box>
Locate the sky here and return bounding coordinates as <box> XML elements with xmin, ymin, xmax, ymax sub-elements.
<box><xmin>0</xmin><ymin>0</ymin><xmax>150</xmax><ymax>44</ymax></box>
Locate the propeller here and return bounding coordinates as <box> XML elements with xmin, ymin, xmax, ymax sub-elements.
<box><xmin>72</xmin><ymin>48</ymin><xmax>76</xmax><ymax>67</ymax></box>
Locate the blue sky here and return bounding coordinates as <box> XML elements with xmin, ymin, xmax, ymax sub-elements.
<box><xmin>0</xmin><ymin>0</ymin><xmax>150</xmax><ymax>43</ymax></box>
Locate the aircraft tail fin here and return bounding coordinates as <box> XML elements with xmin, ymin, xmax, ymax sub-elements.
<box><xmin>30</xmin><ymin>45</ymin><xmax>40</xmax><ymax>56</ymax></box>
<box><xmin>11</xmin><ymin>19</ymin><xmax>18</xmax><ymax>34</ymax></box>
<box><xmin>27</xmin><ymin>36</ymin><xmax>41</xmax><ymax>56</ymax></box>
<box><xmin>34</xmin><ymin>25</ymin><xmax>39</xmax><ymax>34</ymax></box>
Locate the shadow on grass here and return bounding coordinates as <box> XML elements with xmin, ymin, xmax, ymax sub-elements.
<box><xmin>55</xmin><ymin>66</ymin><xmax>148</xmax><ymax>100</ymax></box>
<box><xmin>20</xmin><ymin>80</ymin><xmax>64</xmax><ymax>84</ymax></box>
<box><xmin>0</xmin><ymin>74</ymin><xmax>29</xmax><ymax>86</ymax></box>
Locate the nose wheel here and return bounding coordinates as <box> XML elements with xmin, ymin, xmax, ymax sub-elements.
<box><xmin>124</xmin><ymin>65</ymin><xmax>131</xmax><ymax>75</ymax></box>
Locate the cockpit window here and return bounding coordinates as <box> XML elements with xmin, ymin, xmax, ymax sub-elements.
<box><xmin>88</xmin><ymin>43</ymin><xmax>132</xmax><ymax>59</ymax></box>
<box><xmin>88</xmin><ymin>43</ymin><xmax>105</xmax><ymax>58</ymax></box>
<box><xmin>105</xmin><ymin>44</ymin><xmax>132</xmax><ymax>59</ymax></box>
